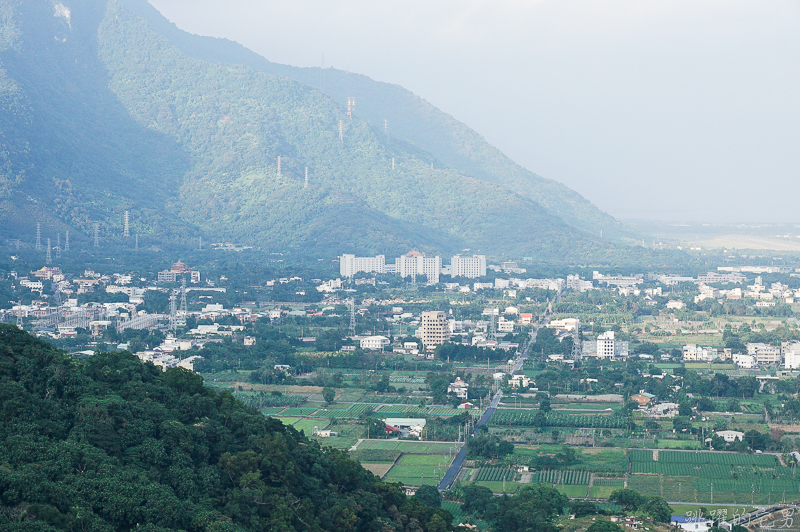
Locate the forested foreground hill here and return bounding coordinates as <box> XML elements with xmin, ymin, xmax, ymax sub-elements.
<box><xmin>0</xmin><ymin>324</ymin><xmax>456</xmax><ymax>531</ymax></box>
<box><xmin>0</xmin><ymin>0</ymin><xmax>636</xmax><ymax>259</ymax></box>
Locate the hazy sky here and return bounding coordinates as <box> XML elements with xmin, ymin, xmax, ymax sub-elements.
<box><xmin>149</xmin><ymin>0</ymin><xmax>800</xmax><ymax>223</ymax></box>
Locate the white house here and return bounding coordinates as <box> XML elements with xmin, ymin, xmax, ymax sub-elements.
<box><xmin>447</xmin><ymin>377</ymin><xmax>469</xmax><ymax>399</ymax></box>
<box><xmin>508</xmin><ymin>374</ymin><xmax>531</xmax><ymax>388</ymax></box>
<box><xmin>360</xmin><ymin>335</ymin><xmax>390</xmax><ymax>351</ymax></box>
<box><xmin>732</xmin><ymin>353</ymin><xmax>755</xmax><ymax>369</ymax></box>
<box><xmin>715</xmin><ymin>430</ymin><xmax>744</xmax><ymax>442</ymax></box>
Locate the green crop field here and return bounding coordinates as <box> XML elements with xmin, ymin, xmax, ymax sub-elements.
<box><xmin>538</xmin><ymin>470</ymin><xmax>591</xmax><ymax>485</ymax></box>
<box><xmin>490</xmin><ymin>410</ymin><xmax>629</xmax><ymax>428</ymax></box>
<box><xmin>589</xmin><ymin>487</ymin><xmax>617</xmax><ymax>498</ymax></box>
<box><xmin>292</xmin><ymin>419</ymin><xmax>328</xmax><ymax>434</ymax></box>
<box><xmin>280</xmin><ymin>407</ymin><xmax>320</xmax><ymax>416</ymax></box>
<box><xmin>349</xmin><ymin>449</ymin><xmax>402</xmax><ymax>463</ymax></box>
<box><xmin>440</xmin><ymin>501</ymin><xmax>464</xmax><ymax>524</ymax></box>
<box><xmin>260</xmin><ymin>407</ymin><xmax>286</xmax><ymax>415</ymax></box>
<box><xmin>397</xmin><ymin>454</ymin><xmax>451</xmax><ymax>466</ymax></box>
<box><xmin>474</xmin><ymin>467</ymin><xmax>514</xmax><ymax>482</ymax></box>
<box><xmin>556</xmin><ymin>485</ymin><xmax>588</xmax><ymax>498</ymax></box>
<box><xmin>473</xmin><ymin>481</ymin><xmax>518</xmax><ymax>494</ymax></box>
<box><xmin>593</xmin><ymin>478</ymin><xmax>624</xmax><ymax>487</ymax></box>
<box><xmin>627</xmin><ymin>450</ymin><xmax>798</xmax><ymax>504</ymax></box>
<box><xmin>274</xmin><ymin>416</ymin><xmax>299</xmax><ymax>425</ymax></box>
<box><xmin>356</xmin><ymin>440</ymin><xmax>461</xmax><ymax>454</ymax></box>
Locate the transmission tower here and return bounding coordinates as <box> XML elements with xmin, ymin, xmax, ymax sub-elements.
<box><xmin>123</xmin><ymin>211</ymin><xmax>130</xmax><ymax>238</ymax></box>
<box><xmin>45</xmin><ymin>238</ymin><xmax>52</xmax><ymax>264</ymax></box>
<box><xmin>16</xmin><ymin>308</ymin><xmax>23</xmax><ymax>329</ymax></box>
<box><xmin>572</xmin><ymin>326</ymin><xmax>583</xmax><ymax>360</ymax></box>
<box><xmin>64</xmin><ymin>230</ymin><xmax>69</xmax><ymax>252</ymax></box>
<box><xmin>349</xmin><ymin>299</ymin><xmax>356</xmax><ymax>336</ymax></box>
<box><xmin>384</xmin><ymin>119</ymin><xmax>388</xmax><ymax>138</ymax></box>
<box><xmin>347</xmin><ymin>97</ymin><xmax>355</xmax><ymax>118</ymax></box>
<box><xmin>392</xmin><ymin>157</ymin><xmax>395</xmax><ymax>171</ymax></box>
<box><xmin>93</xmin><ymin>223</ymin><xmax>99</xmax><ymax>248</ymax></box>
<box><xmin>276</xmin><ymin>156</ymin><xmax>281</xmax><ymax>180</ymax></box>
<box><xmin>177</xmin><ymin>279</ymin><xmax>187</xmax><ymax>328</ymax></box>
<box><xmin>304</xmin><ymin>167</ymin><xmax>308</xmax><ymax>188</ymax></box>
<box><xmin>198</xmin><ymin>236</ymin><xmax>202</xmax><ymax>251</ymax></box>
<box><xmin>168</xmin><ymin>292</ymin><xmax>177</xmax><ymax>333</ymax></box>
<box><xmin>55</xmin><ymin>235</ymin><xmax>61</xmax><ymax>260</ymax></box>
<box><xmin>135</xmin><ymin>234</ymin><xmax>138</xmax><ymax>251</ymax></box>
<box><xmin>489</xmin><ymin>313</ymin><xmax>496</xmax><ymax>341</ymax></box>
<box><xmin>338</xmin><ymin>120</ymin><xmax>343</xmax><ymax>142</ymax></box>
<box><xmin>35</xmin><ymin>222</ymin><xmax>42</xmax><ymax>251</ymax></box>
<box><xmin>13</xmin><ymin>239</ymin><xmax>20</xmax><ymax>251</ymax></box>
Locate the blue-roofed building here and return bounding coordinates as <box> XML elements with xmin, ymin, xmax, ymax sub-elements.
<box><xmin>671</xmin><ymin>515</ymin><xmax>711</xmax><ymax>532</ymax></box>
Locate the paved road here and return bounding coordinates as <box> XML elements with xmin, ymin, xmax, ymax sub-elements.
<box><xmin>438</xmin><ymin>309</ymin><xmax>544</xmax><ymax>491</ymax></box>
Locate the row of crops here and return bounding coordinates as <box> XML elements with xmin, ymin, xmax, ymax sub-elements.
<box><xmin>593</xmin><ymin>478</ymin><xmax>625</xmax><ymax>487</ymax></box>
<box><xmin>631</xmin><ymin>462</ymin><xmax>789</xmax><ymax>479</ymax></box>
<box><xmin>630</xmin><ymin>450</ymin><xmax>778</xmax><ymax>467</ymax></box>
<box><xmin>538</xmin><ymin>469</ymin><xmax>591</xmax><ymax>485</ymax></box>
<box><xmin>490</xmin><ymin>410</ymin><xmax>630</xmax><ymax>428</ymax></box>
<box><xmin>629</xmin><ymin>474</ymin><xmax>798</xmax><ymax>505</ymax></box>
<box><xmin>474</xmin><ymin>467</ymin><xmax>514</xmax><ymax>482</ymax></box>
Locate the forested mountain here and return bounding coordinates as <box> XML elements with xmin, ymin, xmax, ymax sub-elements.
<box><xmin>0</xmin><ymin>0</ymin><xmax>633</xmax><ymax>258</ymax></box>
<box><xmin>0</xmin><ymin>324</ymin><xmax>458</xmax><ymax>531</ymax></box>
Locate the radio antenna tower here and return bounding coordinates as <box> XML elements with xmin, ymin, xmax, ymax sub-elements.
<box><xmin>347</xmin><ymin>97</ymin><xmax>355</xmax><ymax>118</ymax></box>
<box><xmin>45</xmin><ymin>238</ymin><xmax>52</xmax><ymax>264</ymax></box>
<box><xmin>64</xmin><ymin>230</ymin><xmax>69</xmax><ymax>252</ymax></box>
<box><xmin>93</xmin><ymin>223</ymin><xmax>99</xmax><ymax>248</ymax></box>
<box><xmin>123</xmin><ymin>211</ymin><xmax>130</xmax><ymax>238</ymax></box>
<box><xmin>35</xmin><ymin>222</ymin><xmax>42</xmax><ymax>251</ymax></box>
<box><xmin>349</xmin><ymin>298</ymin><xmax>356</xmax><ymax>336</ymax></box>
<box><xmin>304</xmin><ymin>167</ymin><xmax>309</xmax><ymax>188</ymax></box>
<box><xmin>276</xmin><ymin>156</ymin><xmax>281</xmax><ymax>180</ymax></box>
<box><xmin>338</xmin><ymin>120</ymin><xmax>343</xmax><ymax>142</ymax></box>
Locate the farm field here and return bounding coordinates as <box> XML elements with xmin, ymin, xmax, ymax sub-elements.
<box><xmin>308</xmin><ymin>423</ymin><xmax>363</xmax><ymax>449</ymax></box>
<box><xmin>292</xmin><ymin>418</ymin><xmax>328</xmax><ymax>435</ymax></box>
<box><xmin>490</xmin><ymin>410</ymin><xmax>630</xmax><ymax>428</ymax></box>
<box><xmin>628</xmin><ymin>450</ymin><xmax>799</xmax><ymax>504</ymax></box>
<box><xmin>589</xmin><ymin>486</ymin><xmax>617</xmax><ymax>498</ymax></box>
<box><xmin>355</xmin><ymin>440</ymin><xmax>462</xmax><ymax>454</ymax></box>
<box><xmin>465</xmin><ymin>481</ymin><xmax>518</xmax><ymax>494</ymax></box>
<box><xmin>555</xmin><ymin>485</ymin><xmax>589</xmax><ymax>498</ymax></box>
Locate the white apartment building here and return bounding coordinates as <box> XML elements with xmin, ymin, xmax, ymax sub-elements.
<box><xmin>785</xmin><ymin>343</ymin><xmax>800</xmax><ymax>369</ymax></box>
<box><xmin>450</xmin><ymin>255</ymin><xmax>487</xmax><ymax>279</ymax></box>
<box><xmin>497</xmin><ymin>316</ymin><xmax>514</xmax><ymax>333</ymax></box>
<box><xmin>339</xmin><ymin>254</ymin><xmax>386</xmax><ymax>278</ymax></box>
<box><xmin>596</xmin><ymin>331</ymin><xmax>616</xmax><ymax>360</ymax></box>
<box><xmin>420</xmin><ymin>311</ymin><xmax>449</xmax><ymax>349</ymax></box>
<box><xmin>697</xmin><ymin>272</ymin><xmax>746</xmax><ymax>284</ymax></box>
<box><xmin>397</xmin><ymin>251</ymin><xmax>441</xmax><ymax>284</ymax></box>
<box><xmin>566</xmin><ymin>274</ymin><xmax>594</xmax><ymax>291</ymax></box>
<box><xmin>747</xmin><ymin>343</ymin><xmax>781</xmax><ymax>365</ymax></box>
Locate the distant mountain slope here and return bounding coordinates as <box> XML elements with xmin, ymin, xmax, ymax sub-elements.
<box><xmin>121</xmin><ymin>0</ymin><xmax>634</xmax><ymax>242</ymax></box>
<box><xmin>0</xmin><ymin>0</ymin><xmax>626</xmax><ymax>260</ymax></box>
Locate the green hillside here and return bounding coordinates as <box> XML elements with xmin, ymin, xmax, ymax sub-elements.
<box><xmin>119</xmin><ymin>0</ymin><xmax>634</xmax><ymax>242</ymax></box>
<box><xmin>0</xmin><ymin>0</ymin><xmax>631</xmax><ymax>259</ymax></box>
<box><xmin>0</xmin><ymin>324</ymin><xmax>459</xmax><ymax>531</ymax></box>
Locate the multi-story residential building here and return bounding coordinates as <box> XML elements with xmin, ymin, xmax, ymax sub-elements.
<box><xmin>339</xmin><ymin>254</ymin><xmax>386</xmax><ymax>278</ymax></box>
<box><xmin>696</xmin><ymin>272</ymin><xmax>746</xmax><ymax>284</ymax></box>
<box><xmin>420</xmin><ymin>311</ymin><xmax>449</xmax><ymax>349</ymax></box>
<box><xmin>450</xmin><ymin>255</ymin><xmax>487</xmax><ymax>279</ymax></box>
<box><xmin>397</xmin><ymin>251</ymin><xmax>441</xmax><ymax>284</ymax></box>
<box><xmin>596</xmin><ymin>331</ymin><xmax>616</xmax><ymax>359</ymax></box>
<box><xmin>747</xmin><ymin>343</ymin><xmax>781</xmax><ymax>365</ymax></box>
<box><xmin>784</xmin><ymin>342</ymin><xmax>800</xmax><ymax>369</ymax></box>
<box><xmin>682</xmin><ymin>344</ymin><xmax>714</xmax><ymax>362</ymax></box>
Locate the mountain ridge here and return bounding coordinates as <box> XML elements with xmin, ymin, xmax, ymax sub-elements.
<box><xmin>0</xmin><ymin>0</ymin><xmax>633</xmax><ymax>260</ymax></box>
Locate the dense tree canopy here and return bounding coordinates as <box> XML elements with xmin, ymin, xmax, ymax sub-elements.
<box><xmin>0</xmin><ymin>325</ymin><xmax>455</xmax><ymax>531</ymax></box>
